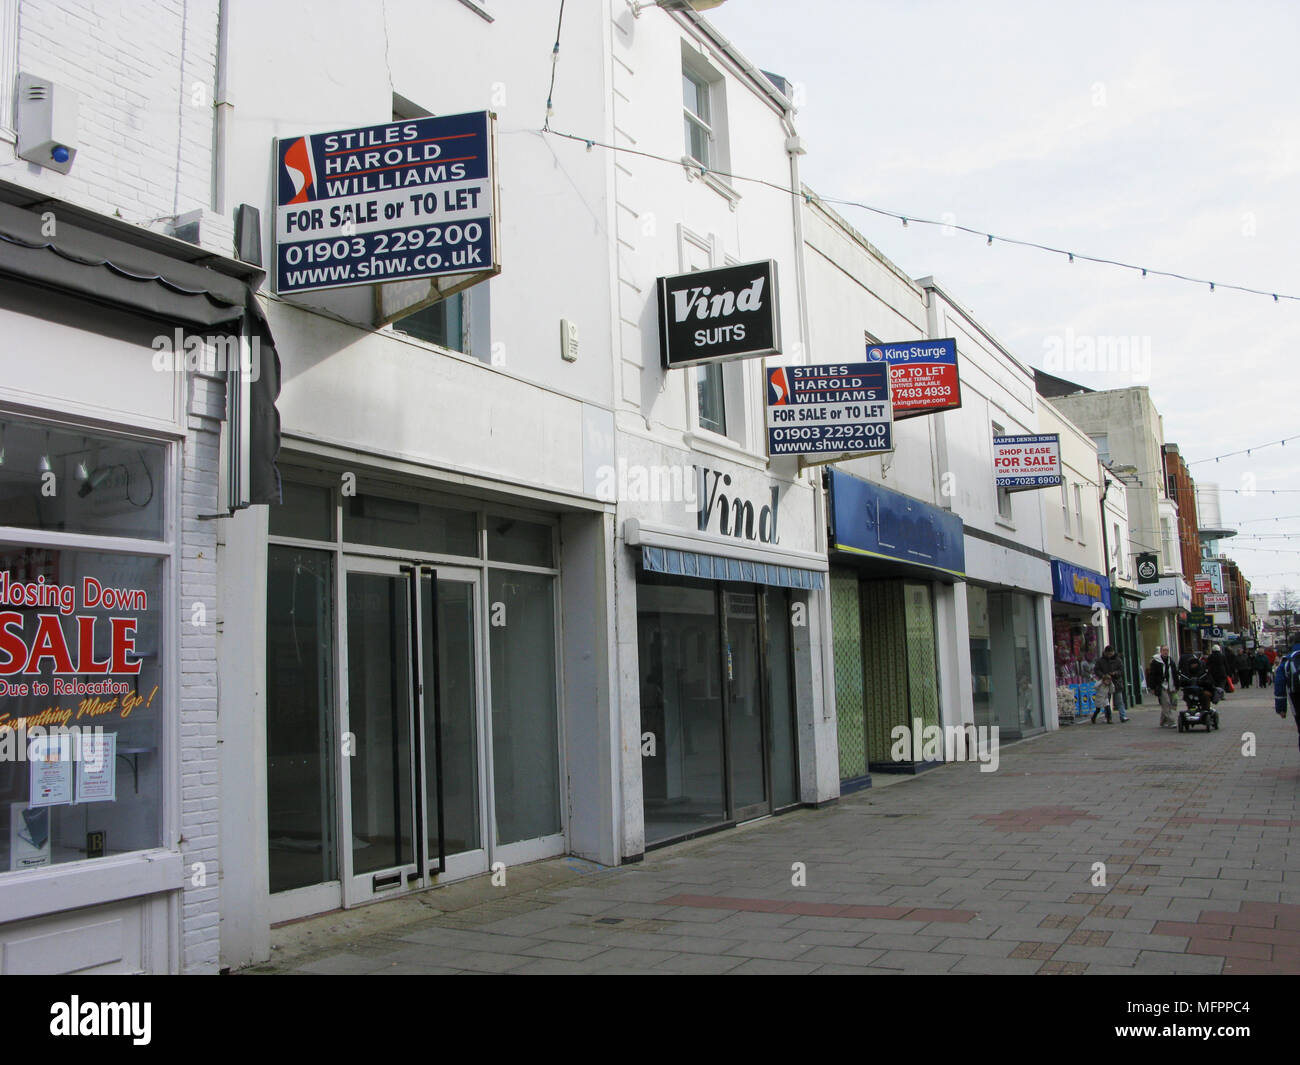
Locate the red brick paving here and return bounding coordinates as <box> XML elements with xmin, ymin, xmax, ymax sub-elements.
<box><xmin>1154</xmin><ymin>903</ymin><xmax>1300</xmax><ymax>973</ymax></box>
<box><xmin>975</xmin><ymin>805</ymin><xmax>1100</xmax><ymax>831</ymax></box>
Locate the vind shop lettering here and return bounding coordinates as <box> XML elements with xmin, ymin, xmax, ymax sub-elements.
<box><xmin>673</xmin><ymin>275</ymin><xmax>766</xmax><ymax>348</ymax></box>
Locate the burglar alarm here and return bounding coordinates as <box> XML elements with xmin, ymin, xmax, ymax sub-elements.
<box><xmin>16</xmin><ymin>73</ymin><xmax>79</xmax><ymax>174</ymax></box>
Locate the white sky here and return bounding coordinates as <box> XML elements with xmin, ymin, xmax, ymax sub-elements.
<box><xmin>709</xmin><ymin>0</ymin><xmax>1300</xmax><ymax>599</ymax></box>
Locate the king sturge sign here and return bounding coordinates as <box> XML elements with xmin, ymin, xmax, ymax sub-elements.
<box><xmin>274</xmin><ymin>111</ymin><xmax>498</xmax><ymax>294</ymax></box>
<box><xmin>657</xmin><ymin>260</ymin><xmax>780</xmax><ymax>368</ymax></box>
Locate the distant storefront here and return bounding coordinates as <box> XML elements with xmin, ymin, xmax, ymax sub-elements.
<box><xmin>1049</xmin><ymin>560</ymin><xmax>1110</xmax><ymax>715</ymax></box>
<box><xmin>825</xmin><ymin>471</ymin><xmax>964</xmax><ymax>782</ymax></box>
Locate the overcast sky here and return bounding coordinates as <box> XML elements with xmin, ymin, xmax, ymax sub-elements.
<box><xmin>709</xmin><ymin>0</ymin><xmax>1300</xmax><ymax>599</ymax></box>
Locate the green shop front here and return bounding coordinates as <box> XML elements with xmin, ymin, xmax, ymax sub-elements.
<box><xmin>826</xmin><ymin>470</ymin><xmax>965</xmax><ymax>788</ymax></box>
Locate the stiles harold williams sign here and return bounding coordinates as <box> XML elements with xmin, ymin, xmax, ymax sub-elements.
<box><xmin>275</xmin><ymin>111</ymin><xmax>498</xmax><ymax>294</ymax></box>
<box><xmin>658</xmin><ymin>260</ymin><xmax>780</xmax><ymax>369</ymax></box>
<box><xmin>766</xmin><ymin>362</ymin><xmax>893</xmax><ymax>457</ymax></box>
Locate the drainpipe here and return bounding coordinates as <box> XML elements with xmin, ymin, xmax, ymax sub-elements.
<box><xmin>783</xmin><ymin>108</ymin><xmax>834</xmax><ymax>793</ymax></box>
<box><xmin>212</xmin><ymin>0</ymin><xmax>231</xmax><ymax>214</ymax></box>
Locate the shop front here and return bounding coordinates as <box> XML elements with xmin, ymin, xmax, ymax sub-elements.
<box><xmin>963</xmin><ymin>534</ymin><xmax>1053</xmax><ymax>741</ymax></box>
<box><xmin>825</xmin><ymin>470</ymin><xmax>965</xmax><ymax>782</ymax></box>
<box><xmin>257</xmin><ymin>467</ymin><xmax>571</xmax><ymax>921</ymax></box>
<box><xmin>0</xmin><ymin>192</ymin><xmax>274</xmax><ymax>972</ymax></box>
<box><xmin>618</xmin><ymin>449</ymin><xmax>829</xmax><ymax>851</ymax></box>
<box><xmin>1049</xmin><ymin>560</ymin><xmax>1110</xmax><ymax>719</ymax></box>
<box><xmin>1138</xmin><ymin>575</ymin><xmax>1190</xmax><ymax>658</ymax></box>
<box><xmin>1111</xmin><ymin>588</ymin><xmax>1145</xmax><ymax>708</ymax></box>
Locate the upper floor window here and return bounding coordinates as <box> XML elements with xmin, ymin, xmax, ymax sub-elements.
<box><xmin>393</xmin><ymin>292</ymin><xmax>467</xmax><ymax>354</ymax></box>
<box><xmin>682</xmin><ymin>67</ymin><xmax>713</xmax><ymax>168</ymax></box>
<box><xmin>1074</xmin><ymin>483</ymin><xmax>1086</xmax><ymax>543</ymax></box>
<box><xmin>697</xmin><ymin>364</ymin><xmax>726</xmax><ymax>436</ymax></box>
<box><xmin>992</xmin><ymin>422</ymin><xmax>1013</xmax><ymax>523</ymax></box>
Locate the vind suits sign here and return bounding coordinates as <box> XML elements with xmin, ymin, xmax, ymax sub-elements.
<box><xmin>658</xmin><ymin>260</ymin><xmax>780</xmax><ymax>368</ymax></box>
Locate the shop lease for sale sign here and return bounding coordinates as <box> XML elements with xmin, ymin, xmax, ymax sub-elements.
<box><xmin>993</xmin><ymin>433</ymin><xmax>1062</xmax><ymax>490</ymax></box>
<box><xmin>274</xmin><ymin>111</ymin><xmax>499</xmax><ymax>294</ymax></box>
<box><xmin>766</xmin><ymin>362</ymin><xmax>893</xmax><ymax>457</ymax></box>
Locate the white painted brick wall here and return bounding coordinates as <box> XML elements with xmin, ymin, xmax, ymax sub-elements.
<box><xmin>179</xmin><ymin>369</ymin><xmax>224</xmax><ymax>974</ymax></box>
<box><xmin>3</xmin><ymin>0</ymin><xmax>220</xmax><ymax>241</ymax></box>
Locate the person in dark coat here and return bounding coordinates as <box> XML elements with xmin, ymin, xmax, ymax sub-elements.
<box><xmin>1256</xmin><ymin>650</ymin><xmax>1271</xmax><ymax>688</ymax></box>
<box><xmin>1092</xmin><ymin>645</ymin><xmax>1128</xmax><ymax>723</ymax></box>
<box><xmin>1237</xmin><ymin>648</ymin><xmax>1253</xmax><ymax>689</ymax></box>
<box><xmin>1207</xmin><ymin>644</ymin><xmax>1229</xmax><ymax>691</ymax></box>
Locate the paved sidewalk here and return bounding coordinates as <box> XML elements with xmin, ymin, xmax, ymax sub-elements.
<box><xmin>245</xmin><ymin>687</ymin><xmax>1300</xmax><ymax>975</ymax></box>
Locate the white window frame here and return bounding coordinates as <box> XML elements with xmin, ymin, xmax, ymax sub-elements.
<box><xmin>682</xmin><ymin>65</ymin><xmax>713</xmax><ymax>171</ymax></box>
<box><xmin>1061</xmin><ymin>479</ymin><xmax>1071</xmax><ymax>538</ymax></box>
<box><xmin>992</xmin><ymin>421</ymin><xmax>1014</xmax><ymax>525</ymax></box>
<box><xmin>0</xmin><ymin>410</ymin><xmax>180</xmax><ymax>915</ymax></box>
<box><xmin>1074</xmin><ymin>483</ymin><xmax>1085</xmax><ymax>544</ymax></box>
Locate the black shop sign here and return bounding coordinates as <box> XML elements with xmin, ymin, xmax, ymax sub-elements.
<box><xmin>657</xmin><ymin>260</ymin><xmax>780</xmax><ymax>369</ymax></box>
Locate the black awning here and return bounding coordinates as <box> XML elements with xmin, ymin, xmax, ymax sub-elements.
<box><xmin>0</xmin><ymin>199</ymin><xmax>281</xmax><ymax>506</ymax></box>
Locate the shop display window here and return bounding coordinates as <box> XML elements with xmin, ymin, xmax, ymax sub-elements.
<box><xmin>0</xmin><ymin>548</ymin><xmax>165</xmax><ymax>870</ymax></box>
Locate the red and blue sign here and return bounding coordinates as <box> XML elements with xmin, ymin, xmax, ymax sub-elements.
<box><xmin>865</xmin><ymin>338</ymin><xmax>960</xmax><ymax>419</ymax></box>
<box><xmin>274</xmin><ymin>111</ymin><xmax>496</xmax><ymax>294</ymax></box>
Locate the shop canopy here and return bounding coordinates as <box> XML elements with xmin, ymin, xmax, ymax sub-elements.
<box><xmin>640</xmin><ymin>545</ymin><xmax>824</xmax><ymax>590</ymax></box>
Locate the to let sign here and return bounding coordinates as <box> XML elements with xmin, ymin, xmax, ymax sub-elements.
<box><xmin>766</xmin><ymin>362</ymin><xmax>893</xmax><ymax>457</ymax></box>
<box><xmin>274</xmin><ymin>111</ymin><xmax>498</xmax><ymax>294</ymax></box>
<box><xmin>993</xmin><ymin>433</ymin><xmax>1062</xmax><ymax>490</ymax></box>
<box><xmin>865</xmin><ymin>339</ymin><xmax>961</xmax><ymax>419</ymax></box>
<box><xmin>658</xmin><ymin>260</ymin><xmax>780</xmax><ymax>368</ymax></box>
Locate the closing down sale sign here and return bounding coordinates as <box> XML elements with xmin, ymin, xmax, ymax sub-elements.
<box><xmin>766</xmin><ymin>362</ymin><xmax>893</xmax><ymax>457</ymax></box>
<box><xmin>275</xmin><ymin>111</ymin><xmax>497</xmax><ymax>294</ymax></box>
<box><xmin>993</xmin><ymin>433</ymin><xmax>1062</xmax><ymax>490</ymax></box>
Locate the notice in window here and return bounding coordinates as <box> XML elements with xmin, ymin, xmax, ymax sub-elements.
<box><xmin>29</xmin><ymin>733</ymin><xmax>73</xmax><ymax>808</ymax></box>
<box><xmin>76</xmin><ymin>731</ymin><xmax>117</xmax><ymax>804</ymax></box>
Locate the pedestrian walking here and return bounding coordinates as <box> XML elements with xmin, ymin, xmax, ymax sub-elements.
<box><xmin>1147</xmin><ymin>645</ymin><xmax>1179</xmax><ymax>728</ymax></box>
<box><xmin>1274</xmin><ymin>634</ymin><xmax>1300</xmax><ymax>754</ymax></box>
<box><xmin>1207</xmin><ymin>644</ymin><xmax>1229</xmax><ymax>693</ymax></box>
<box><xmin>1256</xmin><ymin>649</ymin><xmax>1271</xmax><ymax>688</ymax></box>
<box><xmin>1093</xmin><ymin>644</ymin><xmax>1128</xmax><ymax>723</ymax></box>
<box><xmin>1237</xmin><ymin>648</ymin><xmax>1253</xmax><ymax>689</ymax></box>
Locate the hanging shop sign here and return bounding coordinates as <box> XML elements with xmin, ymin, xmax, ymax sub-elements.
<box><xmin>1204</xmin><ymin>560</ymin><xmax>1225</xmax><ymax>593</ymax></box>
<box><xmin>865</xmin><ymin>338</ymin><xmax>961</xmax><ymax>419</ymax></box>
<box><xmin>1136</xmin><ymin>552</ymin><xmax>1160</xmax><ymax>584</ymax></box>
<box><xmin>1139</xmin><ymin>576</ymin><xmax>1191</xmax><ymax>612</ymax></box>
<box><xmin>1193</xmin><ymin>573</ymin><xmax>1213</xmax><ymax>596</ymax></box>
<box><xmin>993</xmin><ymin>433</ymin><xmax>1062</xmax><ymax>490</ymax></box>
<box><xmin>658</xmin><ymin>260</ymin><xmax>780</xmax><ymax>368</ymax></box>
<box><xmin>1050</xmin><ymin>560</ymin><xmax>1111</xmax><ymax>609</ymax></box>
<box><xmin>1188</xmin><ymin>606</ymin><xmax>1209</xmax><ymax>627</ymax></box>
<box><xmin>827</xmin><ymin>469</ymin><xmax>965</xmax><ymax>578</ymax></box>
<box><xmin>274</xmin><ymin>111</ymin><xmax>499</xmax><ymax>294</ymax></box>
<box><xmin>765</xmin><ymin>362</ymin><xmax>893</xmax><ymax>457</ymax></box>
